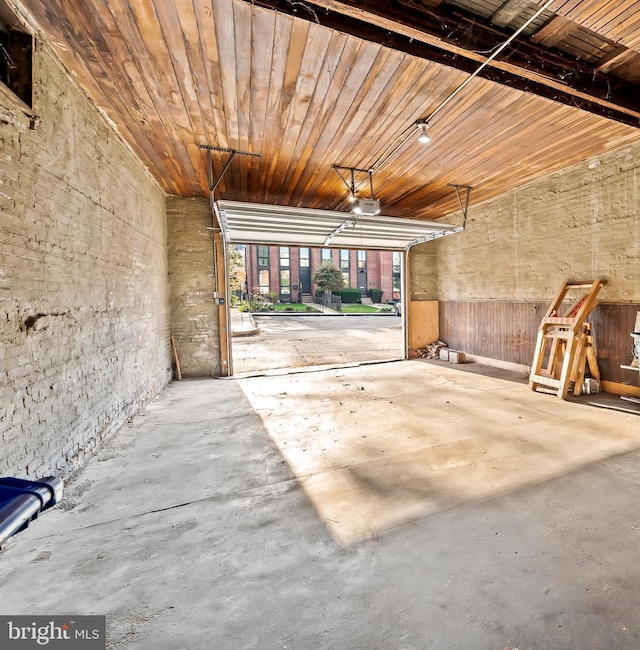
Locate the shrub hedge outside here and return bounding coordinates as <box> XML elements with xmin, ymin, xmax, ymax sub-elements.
<box><xmin>315</xmin><ymin>288</ymin><xmax>362</xmax><ymax>303</ymax></box>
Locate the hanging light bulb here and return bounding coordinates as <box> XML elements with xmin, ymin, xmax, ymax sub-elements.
<box><xmin>417</xmin><ymin>120</ymin><xmax>431</xmax><ymax>144</ymax></box>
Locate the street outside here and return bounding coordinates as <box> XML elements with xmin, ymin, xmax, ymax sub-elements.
<box><xmin>232</xmin><ymin>314</ymin><xmax>403</xmax><ymax>374</ymax></box>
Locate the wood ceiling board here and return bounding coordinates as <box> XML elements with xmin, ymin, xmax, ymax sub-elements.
<box><xmin>102</xmin><ymin>0</ymin><xmax>192</xmax><ymax>194</ymax></box>
<box><xmin>27</xmin><ymin>0</ymin><xmax>187</xmax><ymax>194</ymax></box>
<box><xmin>213</xmin><ymin>0</ymin><xmax>244</xmax><ymax>194</ymax></box>
<box><xmin>255</xmin><ymin>11</ymin><xmax>294</xmax><ymax>199</ymax></box>
<box><xmin>448</xmin><ymin>0</ymin><xmax>503</xmax><ymax>19</ymax></box>
<box><xmin>157</xmin><ymin>1</ymin><xmax>211</xmax><ymax>151</ymax></box>
<box><xmin>295</xmin><ymin>60</ymin><xmax>467</xmax><ymax>206</ymax></box>
<box><xmin>18</xmin><ymin>0</ymin><xmax>640</xmax><ymax>222</ymax></box>
<box><xmin>532</xmin><ymin>0</ymin><xmax>640</xmax><ymax>51</ymax></box>
<box><xmin>605</xmin><ymin>51</ymin><xmax>640</xmax><ymax>85</ymax></box>
<box><xmin>280</xmin><ymin>39</ymin><xmax>395</xmax><ymax>205</ymax></box>
<box><xmin>595</xmin><ymin>46</ymin><xmax>632</xmax><ymax>72</ymax></box>
<box><xmin>557</xmin><ymin>30</ymin><xmax>610</xmax><ymax>62</ymax></box>
<box><xmin>390</xmin><ymin>95</ymin><xmax>636</xmax><ymax>219</ymax></box>
<box><xmin>247</xmin><ymin>7</ymin><xmax>277</xmax><ymax>198</ymax></box>
<box><xmin>102</xmin><ymin>0</ymin><xmax>205</xmax><ymax>193</ymax></box>
<box><xmin>278</xmin><ymin>52</ymin><xmax>428</xmax><ymax>201</ymax></box>
<box><xmin>261</xmin><ymin>18</ymin><xmax>311</xmax><ymax>198</ymax></box>
<box><xmin>192</xmin><ymin>0</ymin><xmax>233</xmax><ymax>189</ymax></box>
<box><xmin>530</xmin><ymin>14</ymin><xmax>576</xmax><ymax>45</ymax></box>
<box><xmin>268</xmin><ymin>26</ymin><xmax>335</xmax><ymax>200</ymax></box>
<box><xmin>248</xmin><ymin>0</ymin><xmax>640</xmax><ymax>125</ymax></box>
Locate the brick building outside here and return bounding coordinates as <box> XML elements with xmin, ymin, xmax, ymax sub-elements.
<box><xmin>242</xmin><ymin>245</ymin><xmax>401</xmax><ymax>303</ymax></box>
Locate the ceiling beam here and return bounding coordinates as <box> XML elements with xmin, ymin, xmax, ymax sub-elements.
<box><xmin>595</xmin><ymin>46</ymin><xmax>632</xmax><ymax>73</ymax></box>
<box><xmin>244</xmin><ymin>0</ymin><xmax>640</xmax><ymax>128</ymax></box>
<box><xmin>530</xmin><ymin>14</ymin><xmax>576</xmax><ymax>46</ymax></box>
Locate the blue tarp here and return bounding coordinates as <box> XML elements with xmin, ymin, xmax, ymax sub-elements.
<box><xmin>0</xmin><ymin>476</ymin><xmax>63</xmax><ymax>546</ymax></box>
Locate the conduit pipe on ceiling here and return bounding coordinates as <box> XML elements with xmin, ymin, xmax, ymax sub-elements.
<box><xmin>367</xmin><ymin>0</ymin><xmax>557</xmax><ymax>177</ymax></box>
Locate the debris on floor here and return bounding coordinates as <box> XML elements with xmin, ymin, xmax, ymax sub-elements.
<box><xmin>410</xmin><ymin>341</ymin><xmax>448</xmax><ymax>359</ymax></box>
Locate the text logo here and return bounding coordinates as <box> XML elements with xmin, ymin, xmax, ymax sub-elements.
<box><xmin>0</xmin><ymin>616</ymin><xmax>105</xmax><ymax>649</ymax></box>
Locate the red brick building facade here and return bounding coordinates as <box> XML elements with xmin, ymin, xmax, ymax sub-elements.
<box><xmin>243</xmin><ymin>245</ymin><xmax>401</xmax><ymax>303</ymax></box>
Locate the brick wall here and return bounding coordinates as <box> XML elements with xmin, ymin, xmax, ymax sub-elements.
<box><xmin>0</xmin><ymin>42</ymin><xmax>171</xmax><ymax>477</ymax></box>
<box><xmin>409</xmin><ymin>140</ymin><xmax>640</xmax><ymax>384</ymax></box>
<box><xmin>436</xmin><ymin>142</ymin><xmax>640</xmax><ymax>303</ymax></box>
<box><xmin>166</xmin><ymin>196</ymin><xmax>221</xmax><ymax>377</ymax></box>
<box><xmin>410</xmin><ymin>241</ymin><xmax>437</xmax><ymax>301</ymax></box>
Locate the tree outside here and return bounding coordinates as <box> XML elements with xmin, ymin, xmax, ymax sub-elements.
<box><xmin>312</xmin><ymin>260</ymin><xmax>344</xmax><ymax>306</ymax></box>
<box><xmin>228</xmin><ymin>244</ymin><xmax>246</xmax><ymax>300</ymax></box>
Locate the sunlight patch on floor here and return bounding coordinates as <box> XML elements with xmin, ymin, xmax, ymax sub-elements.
<box><xmin>238</xmin><ymin>361</ymin><xmax>640</xmax><ymax>544</ymax></box>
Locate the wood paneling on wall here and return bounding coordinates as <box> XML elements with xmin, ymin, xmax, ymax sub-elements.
<box><xmin>591</xmin><ymin>304</ymin><xmax>640</xmax><ymax>386</ymax></box>
<box><xmin>440</xmin><ymin>301</ymin><xmax>640</xmax><ymax>386</ymax></box>
<box><xmin>408</xmin><ymin>300</ymin><xmax>439</xmax><ymax>351</ymax></box>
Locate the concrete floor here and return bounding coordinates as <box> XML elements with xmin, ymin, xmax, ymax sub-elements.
<box><xmin>2</xmin><ymin>361</ymin><xmax>640</xmax><ymax>649</ymax></box>
<box><xmin>231</xmin><ymin>314</ymin><xmax>402</xmax><ymax>374</ymax></box>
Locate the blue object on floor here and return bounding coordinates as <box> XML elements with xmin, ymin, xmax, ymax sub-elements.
<box><xmin>0</xmin><ymin>476</ymin><xmax>64</xmax><ymax>546</ymax></box>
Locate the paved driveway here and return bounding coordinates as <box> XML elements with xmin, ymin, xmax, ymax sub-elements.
<box><xmin>232</xmin><ymin>314</ymin><xmax>403</xmax><ymax>374</ymax></box>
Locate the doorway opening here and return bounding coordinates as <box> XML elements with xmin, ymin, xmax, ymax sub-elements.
<box><xmin>212</xmin><ymin>199</ymin><xmax>459</xmax><ymax>376</ymax></box>
<box><xmin>230</xmin><ymin>244</ymin><xmax>404</xmax><ymax>375</ymax></box>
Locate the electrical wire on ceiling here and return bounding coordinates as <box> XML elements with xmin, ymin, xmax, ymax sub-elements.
<box><xmin>335</xmin><ymin>0</ymin><xmax>556</xmax><ymax>208</ymax></box>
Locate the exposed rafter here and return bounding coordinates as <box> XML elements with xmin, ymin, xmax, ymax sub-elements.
<box><xmin>243</xmin><ymin>0</ymin><xmax>640</xmax><ymax>128</ymax></box>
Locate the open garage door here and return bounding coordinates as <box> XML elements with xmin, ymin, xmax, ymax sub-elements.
<box><xmin>213</xmin><ymin>201</ymin><xmax>458</xmax><ymax>375</ymax></box>
<box><xmin>215</xmin><ymin>201</ymin><xmax>458</xmax><ymax>250</ymax></box>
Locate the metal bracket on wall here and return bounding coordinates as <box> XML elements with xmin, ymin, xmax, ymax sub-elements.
<box><xmin>199</xmin><ymin>145</ymin><xmax>262</xmax><ymax>206</ymax></box>
<box><xmin>447</xmin><ymin>183</ymin><xmax>473</xmax><ymax>230</ymax></box>
<box><xmin>404</xmin><ymin>184</ymin><xmax>473</xmax><ymax>250</ymax></box>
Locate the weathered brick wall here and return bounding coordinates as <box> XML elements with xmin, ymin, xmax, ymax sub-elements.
<box><xmin>0</xmin><ymin>42</ymin><xmax>171</xmax><ymax>477</ymax></box>
<box><xmin>436</xmin><ymin>142</ymin><xmax>640</xmax><ymax>303</ymax></box>
<box><xmin>410</xmin><ymin>241</ymin><xmax>437</xmax><ymax>301</ymax></box>
<box><xmin>166</xmin><ymin>196</ymin><xmax>221</xmax><ymax>377</ymax></box>
<box><xmin>409</xmin><ymin>140</ymin><xmax>640</xmax><ymax>384</ymax></box>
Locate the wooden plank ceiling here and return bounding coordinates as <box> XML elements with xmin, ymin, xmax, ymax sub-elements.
<box><xmin>17</xmin><ymin>0</ymin><xmax>640</xmax><ymax>220</ymax></box>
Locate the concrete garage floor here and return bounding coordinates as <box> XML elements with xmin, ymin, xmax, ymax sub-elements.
<box><xmin>232</xmin><ymin>314</ymin><xmax>403</xmax><ymax>374</ymax></box>
<box><xmin>2</xmin><ymin>361</ymin><xmax>640</xmax><ymax>649</ymax></box>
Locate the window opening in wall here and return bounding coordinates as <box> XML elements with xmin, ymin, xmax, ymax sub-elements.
<box><xmin>0</xmin><ymin>8</ymin><xmax>33</xmax><ymax>108</ymax></box>
<box><xmin>259</xmin><ymin>269</ymin><xmax>269</xmax><ymax>295</ymax></box>
<box><xmin>340</xmin><ymin>249</ymin><xmax>350</xmax><ymax>287</ymax></box>
<box><xmin>357</xmin><ymin>250</ymin><xmax>367</xmax><ymax>296</ymax></box>
<box><xmin>392</xmin><ymin>251</ymin><xmax>401</xmax><ymax>299</ymax></box>
<box><xmin>257</xmin><ymin>245</ymin><xmax>269</xmax><ymax>296</ymax></box>
<box><xmin>280</xmin><ymin>269</ymin><xmax>291</xmax><ymax>298</ymax></box>
<box><xmin>321</xmin><ymin>248</ymin><xmax>332</xmax><ymax>262</ymax></box>
<box><xmin>279</xmin><ymin>247</ymin><xmax>291</xmax><ymax>301</ymax></box>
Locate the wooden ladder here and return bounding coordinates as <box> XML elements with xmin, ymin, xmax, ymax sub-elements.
<box><xmin>529</xmin><ymin>279</ymin><xmax>605</xmax><ymax>399</ymax></box>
